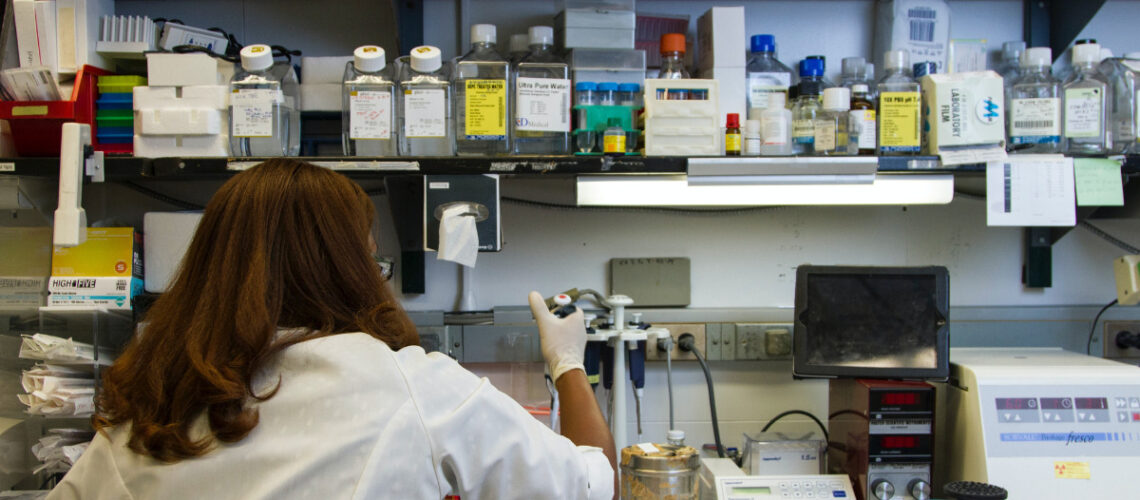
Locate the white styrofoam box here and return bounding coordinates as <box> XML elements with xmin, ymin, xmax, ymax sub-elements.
<box><xmin>301</xmin><ymin>56</ymin><xmax>353</xmax><ymax>84</ymax></box>
<box><xmin>137</xmin><ymin>108</ymin><xmax>223</xmax><ymax>135</ymax></box>
<box><xmin>701</xmin><ymin>66</ymin><xmax>746</xmax><ymax>131</ymax></box>
<box><xmin>299</xmin><ymin>83</ymin><xmax>342</xmax><ymax>111</ymax></box>
<box><xmin>697</xmin><ymin>6</ymin><xmax>746</xmax><ymax>72</ymax></box>
<box><xmin>873</xmin><ymin>0</ymin><xmax>951</xmax><ymax>75</ymax></box>
<box><xmin>643</xmin><ymin>78</ymin><xmax>721</xmax><ymax>156</ymax></box>
<box><xmin>556</xmin><ymin>8</ymin><xmax>637</xmax><ymax>49</ymax></box>
<box><xmin>133</xmin><ymin>85</ymin><xmax>228</xmax><ymax>110</ymax></box>
<box><xmin>570</xmin><ymin>48</ymin><xmax>646</xmax><ymax>85</ymax></box>
<box><xmin>146</xmin><ymin>52</ymin><xmax>221</xmax><ymax>86</ymax></box>
<box><xmin>143</xmin><ymin>212</ymin><xmax>203</xmax><ymax>293</ymax></box>
<box><xmin>134</xmin><ymin>134</ymin><xmax>229</xmax><ymax>158</ymax></box>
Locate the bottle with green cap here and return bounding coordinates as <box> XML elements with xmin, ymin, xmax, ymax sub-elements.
<box><xmin>398</xmin><ymin>45</ymin><xmax>454</xmax><ymax>156</ymax></box>
<box><xmin>603</xmin><ymin>117</ymin><xmax>626</xmax><ymax>156</ymax></box>
<box><xmin>513</xmin><ymin>25</ymin><xmax>570</xmax><ymax>154</ymax></box>
<box><xmin>229</xmin><ymin>44</ymin><xmax>300</xmax><ymax>157</ymax></box>
<box><xmin>454</xmin><ymin>23</ymin><xmax>511</xmax><ymax>156</ymax></box>
<box><xmin>343</xmin><ymin>45</ymin><xmax>397</xmax><ymax>156</ymax></box>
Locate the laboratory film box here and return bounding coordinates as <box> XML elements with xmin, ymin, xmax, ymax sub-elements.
<box><xmin>873</xmin><ymin>0</ymin><xmax>951</xmax><ymax>74</ymax></box>
<box><xmin>0</xmin><ymin>227</ymin><xmax>52</xmax><ymax>309</ymax></box>
<box><xmin>696</xmin><ymin>6</ymin><xmax>746</xmax><ymax>72</ymax></box>
<box><xmin>49</xmin><ymin>228</ymin><xmax>143</xmax><ymax>309</ymax></box>
<box><xmin>919</xmin><ymin>71</ymin><xmax>1007</xmax><ymax>165</ymax></box>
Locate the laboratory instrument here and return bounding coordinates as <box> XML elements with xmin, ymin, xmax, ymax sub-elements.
<box><xmin>454</xmin><ymin>24</ymin><xmax>510</xmax><ymax>156</ymax></box>
<box><xmin>399</xmin><ymin>45</ymin><xmax>454</xmax><ymax>155</ymax></box>
<box><xmin>699</xmin><ymin>458</ymin><xmax>856</xmax><ymax>500</ymax></box>
<box><xmin>342</xmin><ymin>45</ymin><xmax>397</xmax><ymax>156</ymax></box>
<box><xmin>513</xmin><ymin>25</ymin><xmax>570</xmax><ymax>154</ymax></box>
<box><xmin>935</xmin><ymin>348</ymin><xmax>1140</xmax><ymax>498</ymax></box>
<box><xmin>877</xmin><ymin>50</ymin><xmax>921</xmax><ymax>155</ymax></box>
<box><xmin>830</xmin><ymin>379</ymin><xmax>936</xmax><ymax>500</ymax></box>
<box><xmin>229</xmin><ymin>44</ymin><xmax>300</xmax><ymax>156</ymax></box>
<box><xmin>1063</xmin><ymin>41</ymin><xmax>1109</xmax><ymax>154</ymax></box>
<box><xmin>1008</xmin><ymin>47</ymin><xmax>1061</xmax><ymax>154</ymax></box>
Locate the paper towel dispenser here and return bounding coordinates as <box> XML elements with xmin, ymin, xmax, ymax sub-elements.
<box><xmin>423</xmin><ymin>175</ymin><xmax>501</xmax><ymax>252</ymax></box>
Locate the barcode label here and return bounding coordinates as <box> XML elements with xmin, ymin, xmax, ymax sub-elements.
<box><xmin>1004</xmin><ymin>163</ymin><xmax>1012</xmax><ymax>213</ymax></box>
<box><xmin>908</xmin><ymin>8</ymin><xmax>936</xmax><ymax>42</ymax></box>
<box><xmin>1014</xmin><ymin>120</ymin><xmax>1053</xmax><ymax>129</ymax></box>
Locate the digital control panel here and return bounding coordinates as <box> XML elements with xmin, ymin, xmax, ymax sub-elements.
<box><xmin>713</xmin><ymin>474</ymin><xmax>855</xmax><ymax>500</ymax></box>
<box><xmin>982</xmin><ymin>386</ymin><xmax>1140</xmax><ymax>457</ymax></box>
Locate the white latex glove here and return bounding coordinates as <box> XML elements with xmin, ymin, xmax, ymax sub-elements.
<box><xmin>528</xmin><ymin>291</ymin><xmax>586</xmax><ymax>382</ymax></box>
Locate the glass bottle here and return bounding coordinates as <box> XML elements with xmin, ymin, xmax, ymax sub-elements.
<box><xmin>840</xmin><ymin>56</ymin><xmax>867</xmax><ymax>89</ymax></box>
<box><xmin>1102</xmin><ymin>52</ymin><xmax>1140</xmax><ymax>153</ymax></box>
<box><xmin>998</xmin><ymin>41</ymin><xmax>1026</xmax><ymax>92</ymax></box>
<box><xmin>1063</xmin><ymin>41</ymin><xmax>1110</xmax><ymax>154</ymax></box>
<box><xmin>454</xmin><ymin>24</ymin><xmax>510</xmax><ymax>156</ymax></box>
<box><xmin>659</xmin><ymin>33</ymin><xmax>689</xmax><ymax>79</ymax></box>
<box><xmin>849</xmin><ymin>84</ymin><xmax>876</xmax><ymax>155</ymax></box>
<box><xmin>760</xmin><ymin>92</ymin><xmax>793</xmax><ymax>156</ymax></box>
<box><xmin>1008</xmin><ymin>47</ymin><xmax>1062</xmax><ymax>154</ymax></box>
<box><xmin>398</xmin><ymin>45</ymin><xmax>454</xmax><ymax>156</ymax></box>
<box><xmin>229</xmin><ymin>44</ymin><xmax>299</xmax><ymax>157</ymax></box>
<box><xmin>342</xmin><ymin>45</ymin><xmax>397</xmax><ymax>156</ymax></box>
<box><xmin>603</xmin><ymin>117</ymin><xmax>626</xmax><ymax>156</ymax></box>
<box><xmin>815</xmin><ymin>87</ymin><xmax>851</xmax><ymax>156</ymax></box>
<box><xmin>746</xmin><ymin>34</ymin><xmax>794</xmax><ymax>120</ymax></box>
<box><xmin>743</xmin><ymin>119</ymin><xmax>762</xmax><ymax>156</ymax></box>
<box><xmin>725</xmin><ymin>113</ymin><xmax>741</xmax><ymax>156</ymax></box>
<box><xmin>876</xmin><ymin>50</ymin><xmax>921</xmax><ymax>156</ymax></box>
<box><xmin>508</xmin><ymin>34</ymin><xmax>530</xmax><ymax>65</ymax></box>
<box><xmin>513</xmin><ymin>25</ymin><xmax>570</xmax><ymax>155</ymax></box>
<box><xmin>792</xmin><ymin>59</ymin><xmax>824</xmax><ymax>156</ymax></box>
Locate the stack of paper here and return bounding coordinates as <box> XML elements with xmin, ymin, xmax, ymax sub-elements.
<box><xmin>30</xmin><ymin>429</ymin><xmax>91</xmax><ymax>474</ymax></box>
<box><xmin>19</xmin><ymin>333</ymin><xmax>113</xmax><ymax>365</ymax></box>
<box><xmin>17</xmin><ymin>364</ymin><xmax>95</xmax><ymax>416</ymax></box>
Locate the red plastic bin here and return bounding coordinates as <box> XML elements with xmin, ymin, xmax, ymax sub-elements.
<box><xmin>0</xmin><ymin>65</ymin><xmax>112</xmax><ymax>157</ymax></box>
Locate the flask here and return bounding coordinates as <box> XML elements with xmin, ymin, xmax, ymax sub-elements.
<box><xmin>455</xmin><ymin>24</ymin><xmax>510</xmax><ymax>156</ymax></box>
<box><xmin>229</xmin><ymin>44</ymin><xmax>299</xmax><ymax>156</ymax></box>
<box><xmin>876</xmin><ymin>50</ymin><xmax>921</xmax><ymax>155</ymax></box>
<box><xmin>746</xmin><ymin>34</ymin><xmax>794</xmax><ymax>119</ymax></box>
<box><xmin>1008</xmin><ymin>47</ymin><xmax>1062</xmax><ymax>154</ymax></box>
<box><xmin>342</xmin><ymin>45</ymin><xmax>397</xmax><ymax>156</ymax></box>
<box><xmin>513</xmin><ymin>26</ymin><xmax>571</xmax><ymax>154</ymax></box>
<box><xmin>398</xmin><ymin>45</ymin><xmax>454</xmax><ymax>156</ymax></box>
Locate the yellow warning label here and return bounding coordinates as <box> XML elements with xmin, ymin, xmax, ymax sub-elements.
<box><xmin>879</xmin><ymin>91</ymin><xmax>920</xmax><ymax>148</ymax></box>
<box><xmin>1054</xmin><ymin>461</ymin><xmax>1090</xmax><ymax>479</ymax></box>
<box><xmin>603</xmin><ymin>133</ymin><xmax>626</xmax><ymax>153</ymax></box>
<box><xmin>725</xmin><ymin>133</ymin><xmax>741</xmax><ymax>153</ymax></box>
<box><xmin>464</xmin><ymin>79</ymin><xmax>506</xmax><ymax>138</ymax></box>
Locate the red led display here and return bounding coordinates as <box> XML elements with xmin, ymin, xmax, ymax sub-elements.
<box><xmin>881</xmin><ymin>392</ymin><xmax>918</xmax><ymax>406</ymax></box>
<box><xmin>995</xmin><ymin>398</ymin><xmax>1038</xmax><ymax>410</ymax></box>
<box><xmin>880</xmin><ymin>436</ymin><xmax>918</xmax><ymax>449</ymax></box>
<box><xmin>1074</xmin><ymin>398</ymin><xmax>1108</xmax><ymax>410</ymax></box>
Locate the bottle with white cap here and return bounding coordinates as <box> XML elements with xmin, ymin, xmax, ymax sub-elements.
<box><xmin>1008</xmin><ymin>47</ymin><xmax>1062</xmax><ymax>154</ymax></box>
<box><xmin>513</xmin><ymin>25</ymin><xmax>570</xmax><ymax>154</ymax></box>
<box><xmin>998</xmin><ymin>41</ymin><xmax>1027</xmax><ymax>90</ymax></box>
<box><xmin>229</xmin><ymin>44</ymin><xmax>300</xmax><ymax>157</ymax></box>
<box><xmin>508</xmin><ymin>34</ymin><xmax>530</xmax><ymax>65</ymax></box>
<box><xmin>840</xmin><ymin>56</ymin><xmax>867</xmax><ymax>89</ymax></box>
<box><xmin>1063</xmin><ymin>40</ymin><xmax>1110</xmax><ymax>154</ymax></box>
<box><xmin>1101</xmin><ymin>51</ymin><xmax>1140</xmax><ymax>153</ymax></box>
<box><xmin>454</xmin><ymin>23</ymin><xmax>511</xmax><ymax>156</ymax></box>
<box><xmin>814</xmin><ymin>87</ymin><xmax>852</xmax><ymax>156</ymax></box>
<box><xmin>342</xmin><ymin>45</ymin><xmax>397</xmax><ymax>156</ymax></box>
<box><xmin>876</xmin><ymin>50</ymin><xmax>921</xmax><ymax>155</ymax></box>
<box><xmin>398</xmin><ymin>45</ymin><xmax>454</xmax><ymax>156</ymax></box>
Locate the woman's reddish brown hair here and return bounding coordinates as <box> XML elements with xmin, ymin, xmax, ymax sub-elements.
<box><xmin>94</xmin><ymin>159</ymin><xmax>418</xmax><ymax>462</ymax></box>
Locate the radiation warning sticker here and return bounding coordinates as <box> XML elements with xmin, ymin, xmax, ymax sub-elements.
<box><xmin>1054</xmin><ymin>461</ymin><xmax>1090</xmax><ymax>479</ymax></box>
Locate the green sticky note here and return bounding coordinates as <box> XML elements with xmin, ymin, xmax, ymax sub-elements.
<box><xmin>1074</xmin><ymin>158</ymin><xmax>1124</xmax><ymax>206</ymax></box>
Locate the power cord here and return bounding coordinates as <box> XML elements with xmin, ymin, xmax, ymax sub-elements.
<box><xmin>760</xmin><ymin>410</ymin><xmax>830</xmax><ymax>445</ymax></box>
<box><xmin>678</xmin><ymin>333</ymin><xmax>725</xmax><ymax>458</ymax></box>
<box><xmin>1086</xmin><ymin>298</ymin><xmax>1118</xmax><ymax>355</ymax></box>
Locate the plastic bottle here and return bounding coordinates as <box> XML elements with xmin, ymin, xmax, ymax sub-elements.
<box><xmin>759</xmin><ymin>92</ymin><xmax>792</xmax><ymax>156</ymax></box>
<box><xmin>398</xmin><ymin>45</ymin><xmax>454</xmax><ymax>156</ymax></box>
<box><xmin>229</xmin><ymin>44</ymin><xmax>300</xmax><ymax>157</ymax></box>
<box><xmin>1008</xmin><ymin>47</ymin><xmax>1062</xmax><ymax>154</ymax></box>
<box><xmin>342</xmin><ymin>45</ymin><xmax>397</xmax><ymax>156</ymax></box>
<box><xmin>725</xmin><ymin>113</ymin><xmax>741</xmax><ymax>156</ymax></box>
<box><xmin>876</xmin><ymin>50</ymin><xmax>921</xmax><ymax>155</ymax></box>
<box><xmin>792</xmin><ymin>59</ymin><xmax>824</xmax><ymax>155</ymax></box>
<box><xmin>849</xmin><ymin>84</ymin><xmax>876</xmax><ymax>155</ymax></box>
<box><xmin>807</xmin><ymin>55</ymin><xmax>835</xmax><ymax>88</ymax></box>
<box><xmin>840</xmin><ymin>56</ymin><xmax>867</xmax><ymax>89</ymax></box>
<box><xmin>617</xmin><ymin>83</ymin><xmax>640</xmax><ymax>107</ymax></box>
<box><xmin>603</xmin><ymin>117</ymin><xmax>626</xmax><ymax>156</ymax></box>
<box><xmin>1063</xmin><ymin>41</ymin><xmax>1110</xmax><ymax>154</ymax></box>
<box><xmin>815</xmin><ymin>87</ymin><xmax>851</xmax><ymax>156</ymax></box>
<box><xmin>508</xmin><ymin>34</ymin><xmax>530</xmax><ymax>64</ymax></box>
<box><xmin>1102</xmin><ymin>52</ymin><xmax>1140</xmax><ymax>153</ymax></box>
<box><xmin>454</xmin><ymin>24</ymin><xmax>510</xmax><ymax>156</ymax></box>
<box><xmin>743</xmin><ymin>119</ymin><xmax>762</xmax><ymax>156</ymax></box>
<box><xmin>746</xmin><ymin>34</ymin><xmax>795</xmax><ymax>119</ymax></box>
<box><xmin>998</xmin><ymin>41</ymin><xmax>1026</xmax><ymax>91</ymax></box>
<box><xmin>659</xmin><ymin>33</ymin><xmax>689</xmax><ymax>79</ymax></box>
<box><xmin>513</xmin><ymin>25</ymin><xmax>570</xmax><ymax>154</ymax></box>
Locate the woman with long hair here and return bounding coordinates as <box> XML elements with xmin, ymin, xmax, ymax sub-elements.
<box><xmin>49</xmin><ymin>159</ymin><xmax>615</xmax><ymax>499</ymax></box>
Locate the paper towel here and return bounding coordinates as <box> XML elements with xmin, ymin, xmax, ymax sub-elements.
<box><xmin>436</xmin><ymin>204</ymin><xmax>478</xmax><ymax>267</ymax></box>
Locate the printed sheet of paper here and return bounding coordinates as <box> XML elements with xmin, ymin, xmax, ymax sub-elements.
<box><xmin>986</xmin><ymin>155</ymin><xmax>1075</xmax><ymax>227</ymax></box>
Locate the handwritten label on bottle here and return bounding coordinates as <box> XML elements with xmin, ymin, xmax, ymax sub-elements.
<box><xmin>231</xmin><ymin>89</ymin><xmax>281</xmax><ymax>138</ymax></box>
<box><xmin>404</xmin><ymin>89</ymin><xmax>447</xmax><ymax>138</ymax></box>
<box><xmin>1064</xmin><ymin>88</ymin><xmax>1102</xmax><ymax>138</ymax></box>
<box><xmin>349</xmin><ymin>90</ymin><xmax>392</xmax><ymax>140</ymax></box>
<box><xmin>814</xmin><ymin>120</ymin><xmax>837</xmax><ymax>151</ymax></box>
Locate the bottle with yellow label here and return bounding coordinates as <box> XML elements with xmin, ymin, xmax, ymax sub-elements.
<box><xmin>603</xmin><ymin>118</ymin><xmax>626</xmax><ymax>156</ymax></box>
<box><xmin>725</xmin><ymin>113</ymin><xmax>741</xmax><ymax>156</ymax></box>
<box><xmin>876</xmin><ymin>50</ymin><xmax>921</xmax><ymax>155</ymax></box>
<box><xmin>454</xmin><ymin>24</ymin><xmax>510</xmax><ymax>156</ymax></box>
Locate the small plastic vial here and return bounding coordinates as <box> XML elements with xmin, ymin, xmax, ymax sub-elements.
<box><xmin>343</xmin><ymin>45</ymin><xmax>397</xmax><ymax>157</ymax></box>
<box><xmin>815</xmin><ymin>87</ymin><xmax>852</xmax><ymax>156</ymax></box>
<box><xmin>725</xmin><ymin>113</ymin><xmax>741</xmax><ymax>156</ymax></box>
<box><xmin>597</xmin><ymin>82</ymin><xmax>618</xmax><ymax>106</ymax></box>
<box><xmin>760</xmin><ymin>92</ymin><xmax>793</xmax><ymax>156</ymax></box>
<box><xmin>617</xmin><ymin>83</ymin><xmax>640</xmax><ymax>107</ymax></box>
<box><xmin>575</xmin><ymin>81</ymin><xmax>598</xmax><ymax>106</ymax></box>
<box><xmin>602</xmin><ymin>117</ymin><xmax>626</xmax><ymax>156</ymax></box>
<box><xmin>743</xmin><ymin>119</ymin><xmax>762</xmax><ymax>156</ymax></box>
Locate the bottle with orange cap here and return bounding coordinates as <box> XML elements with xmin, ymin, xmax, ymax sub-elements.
<box><xmin>659</xmin><ymin>33</ymin><xmax>690</xmax><ymax>80</ymax></box>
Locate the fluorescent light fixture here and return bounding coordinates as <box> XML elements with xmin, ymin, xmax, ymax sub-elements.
<box><xmin>576</xmin><ymin>174</ymin><xmax>955</xmax><ymax>206</ymax></box>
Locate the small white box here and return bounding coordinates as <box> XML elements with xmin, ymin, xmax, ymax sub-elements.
<box><xmin>702</xmin><ymin>66</ymin><xmax>746</xmax><ymax>130</ymax></box>
<box><xmin>143</xmin><ymin>212</ymin><xmax>203</xmax><ymax>293</ymax></box>
<box><xmin>301</xmin><ymin>56</ymin><xmax>353</xmax><ymax>84</ymax></box>
<box><xmin>133</xmin><ymin>85</ymin><xmax>228</xmax><ymax>110</ymax></box>
<box><xmin>134</xmin><ymin>134</ymin><xmax>230</xmax><ymax>158</ymax></box>
<box><xmin>556</xmin><ymin>8</ymin><xmax>637</xmax><ymax>49</ymax></box>
<box><xmin>299</xmin><ymin>83</ymin><xmax>343</xmax><ymax>111</ymax></box>
<box><xmin>137</xmin><ymin>108</ymin><xmax>223</xmax><ymax>135</ymax></box>
<box><xmin>697</xmin><ymin>6</ymin><xmax>746</xmax><ymax>72</ymax></box>
<box><xmin>644</xmin><ymin>78</ymin><xmax>721</xmax><ymax>156</ymax></box>
<box><xmin>873</xmin><ymin>0</ymin><xmax>951</xmax><ymax>75</ymax></box>
<box><xmin>146</xmin><ymin>52</ymin><xmax>221</xmax><ymax>87</ymax></box>
<box><xmin>920</xmin><ymin>71</ymin><xmax>1007</xmax><ymax>164</ymax></box>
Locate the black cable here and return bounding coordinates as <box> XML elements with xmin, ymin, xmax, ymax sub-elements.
<box><xmin>679</xmin><ymin>334</ymin><xmax>725</xmax><ymax>458</ymax></box>
<box><xmin>1086</xmin><ymin>298</ymin><xmax>1118</xmax><ymax>355</ymax></box>
<box><xmin>502</xmin><ymin>196</ymin><xmax>784</xmax><ymax>216</ymax></box>
<box><xmin>1080</xmin><ymin>220</ymin><xmax>1140</xmax><ymax>254</ymax></box>
<box><xmin>760</xmin><ymin>409</ymin><xmax>830</xmax><ymax>445</ymax></box>
<box><xmin>120</xmin><ymin>181</ymin><xmax>205</xmax><ymax>210</ymax></box>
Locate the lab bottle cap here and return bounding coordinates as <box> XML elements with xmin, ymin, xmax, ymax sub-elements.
<box><xmin>822</xmin><ymin>87</ymin><xmax>851</xmax><ymax>111</ymax></box>
<box><xmin>575</xmin><ymin>81</ymin><xmax>598</xmax><ymax>91</ymax></box>
<box><xmin>529</xmin><ymin>26</ymin><xmax>554</xmax><ymax>46</ymax></box>
<box><xmin>744</xmin><ymin>119</ymin><xmax>761</xmax><ymax>135</ymax></box>
<box><xmin>799</xmin><ymin>58</ymin><xmax>824</xmax><ymax>77</ymax></box>
<box><xmin>751</xmin><ymin>34</ymin><xmax>776</xmax><ymax>53</ymax></box>
<box><xmin>865</xmin><ymin>62</ymin><xmax>875</xmax><ymax>79</ymax></box>
<box><xmin>660</xmin><ymin>33</ymin><xmax>686</xmax><ymax>54</ymax></box>
<box><xmin>884</xmin><ymin>50</ymin><xmax>910</xmax><ymax>71</ymax></box>
<box><xmin>618</xmin><ymin>83</ymin><xmax>641</xmax><ymax>92</ymax></box>
<box><xmin>1021</xmin><ymin>47</ymin><xmax>1052</xmax><ymax>67</ymax></box>
<box><xmin>913</xmin><ymin>61</ymin><xmax>937</xmax><ymax>78</ymax></box>
<box><xmin>766</xmin><ymin>91</ymin><xmax>786</xmax><ymax>108</ymax></box>
<box><xmin>1003</xmin><ymin>40</ymin><xmax>1026</xmax><ymax>58</ymax></box>
<box><xmin>353</xmin><ymin>45</ymin><xmax>386</xmax><ymax>73</ymax></box>
<box><xmin>471</xmin><ymin>24</ymin><xmax>497</xmax><ymax>45</ymax></box>
<box><xmin>509</xmin><ymin>34</ymin><xmax>529</xmax><ymax>53</ymax></box>
<box><xmin>409</xmin><ymin>45</ymin><xmax>443</xmax><ymax>73</ymax></box>
<box><xmin>842</xmin><ymin>56</ymin><xmax>866</xmax><ymax>75</ymax></box>
<box><xmin>851</xmin><ymin>83</ymin><xmax>870</xmax><ymax>94</ymax></box>
<box><xmin>1072</xmin><ymin>42</ymin><xmax>1101</xmax><ymax>64</ymax></box>
<box><xmin>240</xmin><ymin>44</ymin><xmax>274</xmax><ymax>72</ymax></box>
<box><xmin>726</xmin><ymin>113</ymin><xmax>740</xmax><ymax>128</ymax></box>
<box><xmin>1100</xmin><ymin>48</ymin><xmax>1113</xmax><ymax>61</ymax></box>
<box><xmin>598</xmin><ymin>82</ymin><xmax>619</xmax><ymax>92</ymax></box>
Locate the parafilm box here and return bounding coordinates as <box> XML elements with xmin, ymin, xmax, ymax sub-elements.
<box><xmin>49</xmin><ymin>228</ymin><xmax>143</xmax><ymax>309</ymax></box>
<box><xmin>920</xmin><ymin>71</ymin><xmax>1007</xmax><ymax>165</ymax></box>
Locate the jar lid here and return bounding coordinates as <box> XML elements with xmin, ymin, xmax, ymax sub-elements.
<box><xmin>660</xmin><ymin>33</ymin><xmax>686</xmax><ymax>54</ymax></box>
<box><xmin>353</xmin><ymin>45</ymin><xmax>385</xmax><ymax>73</ymax></box>
<box><xmin>240</xmin><ymin>44</ymin><xmax>274</xmax><ymax>72</ymax></box>
<box><xmin>1022</xmin><ymin>47</ymin><xmax>1052</xmax><ymax>67</ymax></box>
<box><xmin>620</xmin><ymin>444</ymin><xmax>700</xmax><ymax>471</ymax></box>
<box><xmin>409</xmin><ymin>45</ymin><xmax>442</xmax><ymax>73</ymax></box>
<box><xmin>529</xmin><ymin>25</ymin><xmax>554</xmax><ymax>46</ymax></box>
<box><xmin>822</xmin><ymin>87</ymin><xmax>851</xmax><ymax>111</ymax></box>
<box><xmin>618</xmin><ymin>83</ymin><xmax>640</xmax><ymax>92</ymax></box>
<box><xmin>751</xmin><ymin>34</ymin><xmax>775</xmax><ymax>53</ymax></box>
<box><xmin>471</xmin><ymin>24</ymin><xmax>496</xmax><ymax>45</ymax></box>
<box><xmin>598</xmin><ymin>82</ymin><xmax>619</xmax><ymax>91</ymax></box>
<box><xmin>576</xmin><ymin>81</ymin><xmax>598</xmax><ymax>91</ymax></box>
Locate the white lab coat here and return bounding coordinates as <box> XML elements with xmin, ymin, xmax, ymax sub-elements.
<box><xmin>48</xmin><ymin>332</ymin><xmax>613</xmax><ymax>499</ymax></box>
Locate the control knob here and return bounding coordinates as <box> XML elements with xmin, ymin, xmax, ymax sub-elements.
<box><xmin>908</xmin><ymin>479</ymin><xmax>932</xmax><ymax>500</ymax></box>
<box><xmin>871</xmin><ymin>479</ymin><xmax>895</xmax><ymax>500</ymax></box>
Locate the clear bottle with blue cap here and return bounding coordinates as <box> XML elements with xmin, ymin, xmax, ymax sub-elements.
<box><xmin>342</xmin><ymin>45</ymin><xmax>397</xmax><ymax>157</ymax></box>
<box><xmin>398</xmin><ymin>45</ymin><xmax>454</xmax><ymax>156</ymax></box>
<box><xmin>229</xmin><ymin>44</ymin><xmax>300</xmax><ymax>157</ymax></box>
<box><xmin>746</xmin><ymin>34</ymin><xmax>794</xmax><ymax>119</ymax></box>
<box><xmin>513</xmin><ymin>25</ymin><xmax>570</xmax><ymax>154</ymax></box>
<box><xmin>454</xmin><ymin>24</ymin><xmax>510</xmax><ymax>156</ymax></box>
<box><xmin>791</xmin><ymin>58</ymin><xmax>825</xmax><ymax>155</ymax></box>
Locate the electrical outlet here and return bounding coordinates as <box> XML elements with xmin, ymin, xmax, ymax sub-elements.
<box><xmin>1103</xmin><ymin>321</ymin><xmax>1140</xmax><ymax>360</ymax></box>
<box><xmin>735</xmin><ymin>323</ymin><xmax>794</xmax><ymax>360</ymax></box>
<box><xmin>645</xmin><ymin>323</ymin><xmax>705</xmax><ymax>361</ymax></box>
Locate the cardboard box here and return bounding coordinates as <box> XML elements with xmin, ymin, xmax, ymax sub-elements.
<box><xmin>143</xmin><ymin>212</ymin><xmax>202</xmax><ymax>293</ymax></box>
<box><xmin>0</xmin><ymin>227</ymin><xmax>51</xmax><ymax>309</ymax></box>
<box><xmin>697</xmin><ymin>6</ymin><xmax>746</xmax><ymax>72</ymax></box>
<box><xmin>49</xmin><ymin>228</ymin><xmax>143</xmax><ymax>309</ymax></box>
<box><xmin>920</xmin><ymin>71</ymin><xmax>1007</xmax><ymax>164</ymax></box>
<box><xmin>873</xmin><ymin>0</ymin><xmax>951</xmax><ymax>75</ymax></box>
